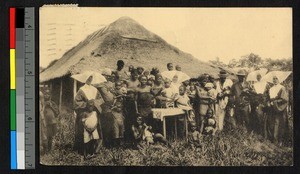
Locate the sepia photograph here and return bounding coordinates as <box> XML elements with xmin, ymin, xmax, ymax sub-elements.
<box><xmin>39</xmin><ymin>7</ymin><xmax>293</xmax><ymax>166</ymax></box>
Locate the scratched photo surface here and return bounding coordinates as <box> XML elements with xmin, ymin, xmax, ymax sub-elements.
<box><xmin>39</xmin><ymin>6</ymin><xmax>293</xmax><ymax>166</ymax></box>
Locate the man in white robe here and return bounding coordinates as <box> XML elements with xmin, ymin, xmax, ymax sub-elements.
<box><xmin>215</xmin><ymin>70</ymin><xmax>233</xmax><ymax>131</ymax></box>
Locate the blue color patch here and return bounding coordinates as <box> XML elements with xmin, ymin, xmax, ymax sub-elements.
<box><xmin>11</xmin><ymin>131</ymin><xmax>17</xmax><ymax>169</ymax></box>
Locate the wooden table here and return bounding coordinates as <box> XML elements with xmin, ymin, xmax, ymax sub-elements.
<box><xmin>152</xmin><ymin>108</ymin><xmax>189</xmax><ymax>140</ymax></box>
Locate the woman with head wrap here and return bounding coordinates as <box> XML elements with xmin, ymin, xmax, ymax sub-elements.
<box><xmin>74</xmin><ymin>75</ymin><xmax>104</xmax><ymax>155</ymax></box>
<box><xmin>264</xmin><ymin>75</ymin><xmax>289</xmax><ymax>145</ymax></box>
<box><xmin>249</xmin><ymin>73</ymin><xmax>270</xmax><ymax>135</ymax></box>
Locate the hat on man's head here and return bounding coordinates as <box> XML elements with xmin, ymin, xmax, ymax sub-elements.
<box><xmin>236</xmin><ymin>69</ymin><xmax>247</xmax><ymax>76</ymax></box>
<box><xmin>218</xmin><ymin>70</ymin><xmax>228</xmax><ymax>78</ymax></box>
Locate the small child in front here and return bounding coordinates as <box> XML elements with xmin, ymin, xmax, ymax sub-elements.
<box><xmin>82</xmin><ymin>100</ymin><xmax>99</xmax><ymax>160</ymax></box>
<box><xmin>143</xmin><ymin>123</ymin><xmax>169</xmax><ymax>146</ymax></box>
<box><xmin>200</xmin><ymin>108</ymin><xmax>217</xmax><ymax>136</ymax></box>
<box><xmin>188</xmin><ymin>121</ymin><xmax>201</xmax><ymax>148</ymax></box>
<box><xmin>132</xmin><ymin>117</ymin><xmax>169</xmax><ymax>149</ymax></box>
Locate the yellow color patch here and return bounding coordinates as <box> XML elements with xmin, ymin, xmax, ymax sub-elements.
<box><xmin>10</xmin><ymin>49</ymin><xmax>16</xmax><ymax>89</ymax></box>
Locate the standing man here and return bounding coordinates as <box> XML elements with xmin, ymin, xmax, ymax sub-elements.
<box><xmin>231</xmin><ymin>69</ymin><xmax>252</xmax><ymax>132</ymax></box>
<box><xmin>43</xmin><ymin>88</ymin><xmax>59</xmax><ymax>153</ymax></box>
<box><xmin>215</xmin><ymin>70</ymin><xmax>233</xmax><ymax>131</ymax></box>
<box><xmin>167</xmin><ymin>63</ymin><xmax>174</xmax><ymax>71</ymax></box>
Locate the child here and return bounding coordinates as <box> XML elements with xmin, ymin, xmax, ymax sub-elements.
<box><xmin>82</xmin><ymin>100</ymin><xmax>99</xmax><ymax>160</ymax></box>
<box><xmin>113</xmin><ymin>80</ymin><xmax>127</xmax><ymax>105</ymax></box>
<box><xmin>114</xmin><ymin>81</ymin><xmax>127</xmax><ymax>96</ymax></box>
<box><xmin>201</xmin><ymin>108</ymin><xmax>217</xmax><ymax>136</ymax></box>
<box><xmin>176</xmin><ymin>86</ymin><xmax>192</xmax><ymax>109</ymax></box>
<box><xmin>205</xmin><ymin>82</ymin><xmax>217</xmax><ymax>100</ymax></box>
<box><xmin>132</xmin><ymin>117</ymin><xmax>169</xmax><ymax>149</ymax></box>
<box><xmin>137</xmin><ymin>66</ymin><xmax>145</xmax><ymax>76</ymax></box>
<box><xmin>176</xmin><ymin>85</ymin><xmax>195</xmax><ymax>121</ymax></box>
<box><xmin>143</xmin><ymin>70</ymin><xmax>150</xmax><ymax>79</ymax></box>
<box><xmin>188</xmin><ymin>85</ymin><xmax>196</xmax><ymax>106</ymax></box>
<box><xmin>143</xmin><ymin>124</ymin><xmax>169</xmax><ymax>146</ymax></box>
<box><xmin>131</xmin><ymin>116</ymin><xmax>145</xmax><ymax>149</ymax></box>
<box><xmin>147</xmin><ymin>78</ymin><xmax>154</xmax><ymax>87</ymax></box>
<box><xmin>161</xmin><ymin>79</ymin><xmax>178</xmax><ymax>108</ymax></box>
<box><xmin>188</xmin><ymin>121</ymin><xmax>201</xmax><ymax>148</ymax></box>
<box><xmin>111</xmin><ymin>101</ymin><xmax>125</xmax><ymax>147</ymax></box>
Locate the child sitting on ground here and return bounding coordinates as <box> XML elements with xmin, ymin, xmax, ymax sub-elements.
<box><xmin>143</xmin><ymin>123</ymin><xmax>169</xmax><ymax>146</ymax></box>
<box><xmin>131</xmin><ymin>116</ymin><xmax>145</xmax><ymax>149</ymax></box>
<box><xmin>82</xmin><ymin>100</ymin><xmax>99</xmax><ymax>160</ymax></box>
<box><xmin>188</xmin><ymin>121</ymin><xmax>201</xmax><ymax>148</ymax></box>
<box><xmin>132</xmin><ymin>117</ymin><xmax>169</xmax><ymax>149</ymax></box>
<box><xmin>200</xmin><ymin>108</ymin><xmax>217</xmax><ymax>136</ymax></box>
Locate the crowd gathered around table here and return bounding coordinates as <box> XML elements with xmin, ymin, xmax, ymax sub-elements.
<box><xmin>40</xmin><ymin>60</ymin><xmax>292</xmax><ymax>160</ymax></box>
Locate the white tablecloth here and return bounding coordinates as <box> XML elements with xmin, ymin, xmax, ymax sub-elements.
<box><xmin>152</xmin><ymin>108</ymin><xmax>185</xmax><ymax>121</ymax></box>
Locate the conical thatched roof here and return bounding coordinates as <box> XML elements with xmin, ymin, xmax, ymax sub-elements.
<box><xmin>40</xmin><ymin>16</ymin><xmax>220</xmax><ymax>82</ymax></box>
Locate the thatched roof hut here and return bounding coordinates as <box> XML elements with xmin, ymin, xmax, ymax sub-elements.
<box><xmin>40</xmin><ymin>16</ymin><xmax>222</xmax><ymax>111</ymax></box>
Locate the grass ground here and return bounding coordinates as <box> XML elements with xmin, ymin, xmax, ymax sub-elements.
<box><xmin>40</xmin><ymin>112</ymin><xmax>293</xmax><ymax>166</ymax></box>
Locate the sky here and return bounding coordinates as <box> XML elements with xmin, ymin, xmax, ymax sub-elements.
<box><xmin>40</xmin><ymin>7</ymin><xmax>292</xmax><ymax>68</ymax></box>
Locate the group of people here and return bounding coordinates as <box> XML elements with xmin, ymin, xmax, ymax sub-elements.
<box><xmin>40</xmin><ymin>60</ymin><xmax>291</xmax><ymax>160</ymax></box>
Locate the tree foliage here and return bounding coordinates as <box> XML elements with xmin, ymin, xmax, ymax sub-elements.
<box><xmin>227</xmin><ymin>53</ymin><xmax>292</xmax><ymax>71</ymax></box>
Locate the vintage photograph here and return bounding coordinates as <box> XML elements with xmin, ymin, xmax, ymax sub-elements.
<box><xmin>39</xmin><ymin>7</ymin><xmax>293</xmax><ymax>166</ymax></box>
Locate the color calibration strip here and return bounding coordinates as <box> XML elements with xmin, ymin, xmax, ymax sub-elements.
<box><xmin>10</xmin><ymin>7</ymin><xmax>17</xmax><ymax>170</ymax></box>
<box><xmin>10</xmin><ymin>7</ymin><xmax>35</xmax><ymax>170</ymax></box>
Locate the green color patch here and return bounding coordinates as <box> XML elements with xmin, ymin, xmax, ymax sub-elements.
<box><xmin>10</xmin><ymin>90</ymin><xmax>16</xmax><ymax>130</ymax></box>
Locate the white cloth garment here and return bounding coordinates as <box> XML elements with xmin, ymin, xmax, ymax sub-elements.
<box><xmin>83</xmin><ymin>111</ymin><xmax>99</xmax><ymax>143</ymax></box>
<box><xmin>215</xmin><ymin>78</ymin><xmax>233</xmax><ymax>93</ymax></box>
<box><xmin>253</xmin><ymin>81</ymin><xmax>267</xmax><ymax>94</ymax></box>
<box><xmin>80</xmin><ymin>84</ymin><xmax>98</xmax><ymax>100</ymax></box>
<box><xmin>269</xmin><ymin>84</ymin><xmax>284</xmax><ymax>99</ymax></box>
<box><xmin>171</xmin><ymin>82</ymin><xmax>180</xmax><ymax>95</ymax></box>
